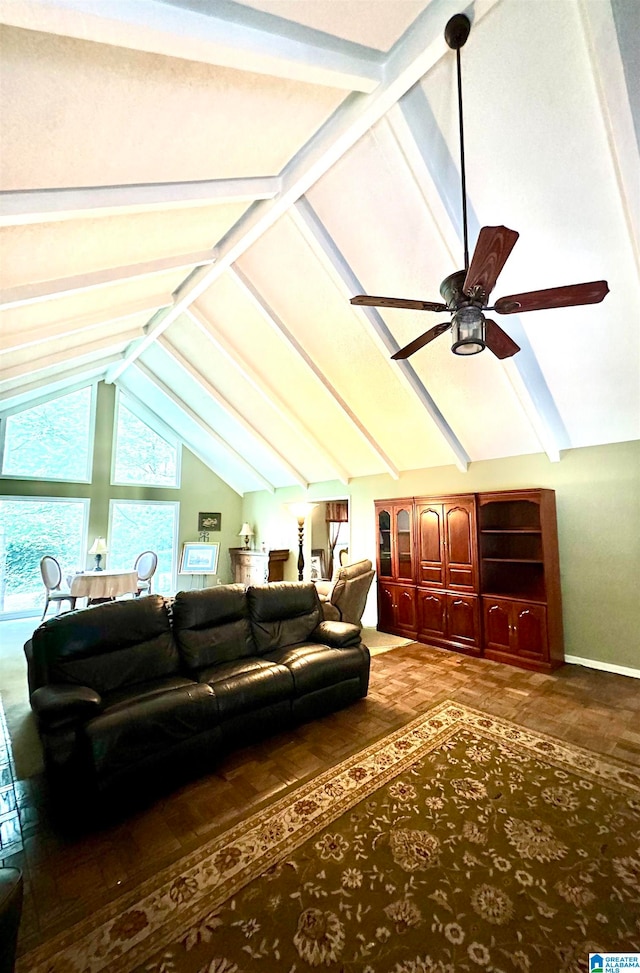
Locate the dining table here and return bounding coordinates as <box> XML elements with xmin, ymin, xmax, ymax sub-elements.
<box><xmin>68</xmin><ymin>569</ymin><xmax>139</xmax><ymax>605</ymax></box>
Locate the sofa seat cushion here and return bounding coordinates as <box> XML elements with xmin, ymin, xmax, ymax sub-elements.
<box><xmin>265</xmin><ymin>643</ymin><xmax>367</xmax><ymax>696</ymax></box>
<box><xmin>196</xmin><ymin>658</ymin><xmax>294</xmax><ymax>719</ymax></box>
<box><xmin>101</xmin><ymin>675</ymin><xmax>198</xmax><ymax>714</ymax></box>
<box><xmin>86</xmin><ymin>682</ymin><xmax>219</xmax><ymax>781</ymax></box>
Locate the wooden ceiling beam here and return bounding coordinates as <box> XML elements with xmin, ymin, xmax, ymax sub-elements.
<box><xmin>228</xmin><ymin>264</ymin><xmax>400</xmax><ymax>480</ymax></box>
<box><xmin>0</xmin><ymin>251</ymin><xmax>215</xmax><ymax>310</ymax></box>
<box><xmin>0</xmin><ymin>177</ymin><xmax>281</xmax><ymax>226</ymax></box>
<box><xmin>185</xmin><ymin>304</ymin><xmax>351</xmax><ymax>485</ymax></box>
<box><xmin>0</xmin><ymin>0</ymin><xmax>383</xmax><ymax>92</ymax></box>
<box><xmin>118</xmin><ymin>364</ymin><xmax>264</xmax><ymax>497</ymax></box>
<box><xmin>388</xmin><ymin>84</ymin><xmax>568</xmax><ymax>463</ymax></box>
<box><xmin>0</xmin><ymin>297</ymin><xmax>168</xmax><ymax>353</ymax></box>
<box><xmin>291</xmin><ymin>197</ymin><xmax>469</xmax><ymax>473</ymax></box>
<box><xmin>103</xmin><ymin>0</ymin><xmax>501</xmax><ymax>383</ymax></box>
<box><xmin>157</xmin><ymin>337</ymin><xmax>308</xmax><ymax>490</ymax></box>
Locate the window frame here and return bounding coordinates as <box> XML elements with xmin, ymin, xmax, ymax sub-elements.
<box><xmin>111</xmin><ymin>389</ymin><xmax>181</xmax><ymax>489</ymax></box>
<box><xmin>108</xmin><ymin>497</ymin><xmax>180</xmax><ymax>594</ymax></box>
<box><xmin>0</xmin><ymin>494</ymin><xmax>90</xmax><ymax>619</ymax></box>
<box><xmin>0</xmin><ymin>381</ymin><xmax>97</xmax><ymax>484</ymax></box>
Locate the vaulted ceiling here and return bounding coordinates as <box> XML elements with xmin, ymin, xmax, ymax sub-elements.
<box><xmin>1</xmin><ymin>0</ymin><xmax>638</xmax><ymax>495</ymax></box>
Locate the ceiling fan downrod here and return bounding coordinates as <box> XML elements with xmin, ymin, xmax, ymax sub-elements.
<box><xmin>445</xmin><ymin>13</ymin><xmax>472</xmax><ymax>273</ymax></box>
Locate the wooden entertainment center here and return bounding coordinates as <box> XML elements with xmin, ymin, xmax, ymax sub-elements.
<box><xmin>374</xmin><ymin>489</ymin><xmax>564</xmax><ymax>672</ymax></box>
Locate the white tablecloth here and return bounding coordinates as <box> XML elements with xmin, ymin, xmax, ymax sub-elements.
<box><xmin>69</xmin><ymin>570</ymin><xmax>138</xmax><ymax>600</ymax></box>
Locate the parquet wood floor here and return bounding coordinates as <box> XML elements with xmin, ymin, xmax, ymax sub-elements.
<box><xmin>2</xmin><ymin>641</ymin><xmax>639</xmax><ymax>958</ymax></box>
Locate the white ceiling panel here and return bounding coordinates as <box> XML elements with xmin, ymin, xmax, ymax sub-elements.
<box><xmin>0</xmin><ymin>23</ymin><xmax>346</xmax><ymax>190</ymax></box>
<box><xmin>0</xmin><ymin>0</ymin><xmax>637</xmax><ymax>486</ymax></box>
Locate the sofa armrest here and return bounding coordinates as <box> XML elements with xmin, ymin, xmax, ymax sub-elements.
<box><xmin>309</xmin><ymin>620</ymin><xmax>361</xmax><ymax>648</ymax></box>
<box><xmin>31</xmin><ymin>685</ymin><xmax>103</xmax><ymax>728</ymax></box>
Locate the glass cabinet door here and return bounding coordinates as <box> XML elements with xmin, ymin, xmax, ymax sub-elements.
<box><xmin>378</xmin><ymin>508</ymin><xmax>392</xmax><ymax>578</ymax></box>
<box><xmin>396</xmin><ymin>507</ymin><xmax>413</xmax><ymax>580</ymax></box>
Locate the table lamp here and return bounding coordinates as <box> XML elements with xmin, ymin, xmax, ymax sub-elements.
<box><xmin>239</xmin><ymin>523</ymin><xmax>254</xmax><ymax>549</ymax></box>
<box><xmin>89</xmin><ymin>537</ymin><xmax>108</xmax><ymax>571</ymax></box>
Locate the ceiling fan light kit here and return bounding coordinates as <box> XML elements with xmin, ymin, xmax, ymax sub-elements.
<box><xmin>350</xmin><ymin>13</ymin><xmax>609</xmax><ymax>363</ymax></box>
<box><xmin>451</xmin><ymin>306</ymin><xmax>486</xmax><ymax>356</ymax></box>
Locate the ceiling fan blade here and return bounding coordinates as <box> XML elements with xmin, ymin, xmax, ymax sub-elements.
<box><xmin>351</xmin><ymin>295</ymin><xmax>448</xmax><ymax>312</ymax></box>
<box><xmin>493</xmin><ymin>280</ymin><xmax>609</xmax><ymax>314</ymax></box>
<box><xmin>484</xmin><ymin>319</ymin><xmax>520</xmax><ymax>359</ymax></box>
<box><xmin>463</xmin><ymin>226</ymin><xmax>519</xmax><ymax>301</ymax></box>
<box><xmin>391</xmin><ymin>322</ymin><xmax>451</xmax><ymax>360</ymax></box>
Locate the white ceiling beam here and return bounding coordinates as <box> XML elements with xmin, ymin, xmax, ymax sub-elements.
<box><xmin>0</xmin><ymin>251</ymin><xmax>215</xmax><ymax>311</ymax></box>
<box><xmin>578</xmin><ymin>0</ymin><xmax>640</xmax><ymax>278</ymax></box>
<box><xmin>158</xmin><ymin>337</ymin><xmax>308</xmax><ymax>491</ymax></box>
<box><xmin>184</xmin><ymin>304</ymin><xmax>351</xmax><ymax>485</ymax></box>
<box><xmin>100</xmin><ymin>0</ymin><xmax>501</xmax><ymax>383</ymax></box>
<box><xmin>291</xmin><ymin>197</ymin><xmax>469</xmax><ymax>473</ymax></box>
<box><xmin>0</xmin><ymin>297</ymin><xmax>167</xmax><ymax>353</ymax></box>
<box><xmin>0</xmin><ymin>0</ymin><xmax>383</xmax><ymax>93</ymax></box>
<box><xmin>0</xmin><ymin>177</ymin><xmax>281</xmax><ymax>226</ymax></box>
<box><xmin>390</xmin><ymin>82</ymin><xmax>568</xmax><ymax>463</ymax></box>
<box><xmin>0</xmin><ymin>360</ymin><xmax>113</xmax><ymax>409</ymax></box>
<box><xmin>0</xmin><ymin>333</ymin><xmax>139</xmax><ymax>384</ymax></box>
<box><xmin>121</xmin><ymin>364</ymin><xmax>256</xmax><ymax>497</ymax></box>
<box><xmin>228</xmin><ymin>264</ymin><xmax>402</xmax><ymax>480</ymax></box>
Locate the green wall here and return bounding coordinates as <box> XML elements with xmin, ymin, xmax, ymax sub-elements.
<box><xmin>242</xmin><ymin>440</ymin><xmax>640</xmax><ymax>672</ymax></box>
<box><xmin>1</xmin><ymin>381</ymin><xmax>243</xmax><ymax>588</ymax></box>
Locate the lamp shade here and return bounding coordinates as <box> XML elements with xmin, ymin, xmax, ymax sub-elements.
<box><xmin>89</xmin><ymin>537</ymin><xmax>108</xmax><ymax>555</ymax></box>
<box><xmin>238</xmin><ymin>523</ymin><xmax>254</xmax><ymax>538</ymax></box>
<box><xmin>288</xmin><ymin>502</ymin><xmax>317</xmax><ymax>521</ymax></box>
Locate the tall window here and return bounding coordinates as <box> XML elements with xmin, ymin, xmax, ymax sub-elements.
<box><xmin>113</xmin><ymin>396</ymin><xmax>179</xmax><ymax>487</ymax></box>
<box><xmin>1</xmin><ymin>385</ymin><xmax>94</xmax><ymax>481</ymax></box>
<box><xmin>108</xmin><ymin>501</ymin><xmax>178</xmax><ymax>595</ymax></box>
<box><xmin>0</xmin><ymin>498</ymin><xmax>88</xmax><ymax>616</ymax></box>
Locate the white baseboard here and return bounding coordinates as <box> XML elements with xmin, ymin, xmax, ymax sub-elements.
<box><xmin>564</xmin><ymin>654</ymin><xmax>640</xmax><ymax>680</ymax></box>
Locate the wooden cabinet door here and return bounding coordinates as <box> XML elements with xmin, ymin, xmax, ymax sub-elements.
<box><xmin>483</xmin><ymin>599</ymin><xmax>512</xmax><ymax>653</ymax></box>
<box><xmin>417</xmin><ymin>589</ymin><xmax>446</xmax><ymax>639</ymax></box>
<box><xmin>446</xmin><ymin>593</ymin><xmax>480</xmax><ymax>649</ymax></box>
<box><xmin>416</xmin><ymin>503</ymin><xmax>444</xmax><ymax>587</ymax></box>
<box><xmin>513</xmin><ymin>603</ymin><xmax>547</xmax><ymax>661</ymax></box>
<box><xmin>378</xmin><ymin>582</ymin><xmax>396</xmax><ymax>631</ymax></box>
<box><xmin>395</xmin><ymin>584</ymin><xmax>417</xmax><ymax>636</ymax></box>
<box><xmin>444</xmin><ymin>500</ymin><xmax>477</xmax><ymax>590</ymax></box>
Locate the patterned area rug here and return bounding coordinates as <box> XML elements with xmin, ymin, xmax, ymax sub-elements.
<box><xmin>19</xmin><ymin>701</ymin><xmax>640</xmax><ymax>973</ymax></box>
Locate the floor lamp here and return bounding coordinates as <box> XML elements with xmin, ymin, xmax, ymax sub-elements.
<box><xmin>288</xmin><ymin>502</ymin><xmax>317</xmax><ymax>581</ymax></box>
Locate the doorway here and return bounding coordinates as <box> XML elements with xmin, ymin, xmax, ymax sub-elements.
<box><xmin>309</xmin><ymin>499</ymin><xmax>349</xmax><ymax>581</ymax></box>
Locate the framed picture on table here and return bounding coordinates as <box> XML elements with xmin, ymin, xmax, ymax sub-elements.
<box><xmin>310</xmin><ymin>549</ymin><xmax>327</xmax><ymax>581</ymax></box>
<box><xmin>180</xmin><ymin>542</ymin><xmax>220</xmax><ymax>574</ymax></box>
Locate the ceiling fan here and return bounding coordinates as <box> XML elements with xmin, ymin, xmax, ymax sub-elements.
<box><xmin>350</xmin><ymin>13</ymin><xmax>609</xmax><ymax>361</ymax></box>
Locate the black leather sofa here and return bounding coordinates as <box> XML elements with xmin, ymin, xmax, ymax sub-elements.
<box><xmin>24</xmin><ymin>582</ymin><xmax>369</xmax><ymax>809</ymax></box>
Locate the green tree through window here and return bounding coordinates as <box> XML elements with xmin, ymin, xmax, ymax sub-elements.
<box><xmin>108</xmin><ymin>501</ymin><xmax>178</xmax><ymax>595</ymax></box>
<box><xmin>0</xmin><ymin>499</ymin><xmax>88</xmax><ymax>614</ymax></box>
<box><xmin>113</xmin><ymin>399</ymin><xmax>179</xmax><ymax>487</ymax></box>
<box><xmin>1</xmin><ymin>386</ymin><xmax>93</xmax><ymax>480</ymax></box>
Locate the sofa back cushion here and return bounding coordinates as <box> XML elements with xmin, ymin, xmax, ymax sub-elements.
<box><xmin>247</xmin><ymin>582</ymin><xmax>322</xmax><ymax>654</ymax></box>
<box><xmin>172</xmin><ymin>584</ymin><xmax>254</xmax><ymax>672</ymax></box>
<box><xmin>30</xmin><ymin>596</ymin><xmax>179</xmax><ymax>695</ymax></box>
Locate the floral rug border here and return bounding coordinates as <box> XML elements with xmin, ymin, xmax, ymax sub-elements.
<box><xmin>18</xmin><ymin>700</ymin><xmax>640</xmax><ymax>973</ymax></box>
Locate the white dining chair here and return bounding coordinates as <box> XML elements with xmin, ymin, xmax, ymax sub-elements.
<box><xmin>134</xmin><ymin>551</ymin><xmax>158</xmax><ymax>596</ymax></box>
<box><xmin>40</xmin><ymin>556</ymin><xmax>77</xmax><ymax>620</ymax></box>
